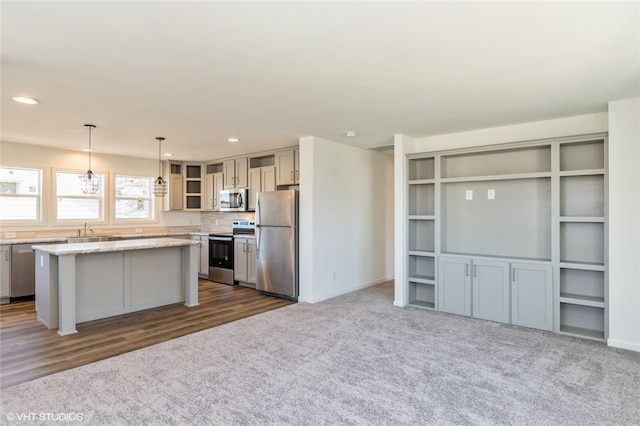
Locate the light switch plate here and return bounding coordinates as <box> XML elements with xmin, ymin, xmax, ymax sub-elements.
<box><xmin>488</xmin><ymin>189</ymin><xmax>495</xmax><ymax>200</ymax></box>
<box><xmin>465</xmin><ymin>190</ymin><xmax>473</xmax><ymax>200</ymax></box>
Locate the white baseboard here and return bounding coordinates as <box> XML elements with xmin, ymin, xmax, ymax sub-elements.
<box><xmin>607</xmin><ymin>338</ymin><xmax>640</xmax><ymax>353</ymax></box>
<box><xmin>301</xmin><ymin>276</ymin><xmax>393</xmax><ymax>304</ymax></box>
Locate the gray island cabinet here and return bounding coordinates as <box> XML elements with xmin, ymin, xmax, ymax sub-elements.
<box><xmin>32</xmin><ymin>238</ymin><xmax>200</xmax><ymax>336</ymax></box>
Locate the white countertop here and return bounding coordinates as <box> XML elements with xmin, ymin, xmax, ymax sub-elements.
<box><xmin>32</xmin><ymin>237</ymin><xmax>200</xmax><ymax>256</ymax></box>
<box><xmin>1</xmin><ymin>230</ymin><xmax>233</xmax><ymax>245</ymax></box>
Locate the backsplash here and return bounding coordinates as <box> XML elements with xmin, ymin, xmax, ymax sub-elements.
<box><xmin>200</xmin><ymin>211</ymin><xmax>255</xmax><ymax>232</ymax></box>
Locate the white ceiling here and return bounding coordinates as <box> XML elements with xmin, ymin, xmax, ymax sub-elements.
<box><xmin>2</xmin><ymin>1</ymin><xmax>639</xmax><ymax>161</ymax></box>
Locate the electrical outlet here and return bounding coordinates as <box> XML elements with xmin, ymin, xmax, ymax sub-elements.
<box><xmin>4</xmin><ymin>232</ymin><xmax>16</xmax><ymax>238</ymax></box>
<box><xmin>465</xmin><ymin>190</ymin><xmax>473</xmax><ymax>200</ymax></box>
<box><xmin>488</xmin><ymin>189</ymin><xmax>495</xmax><ymax>200</ymax></box>
<box><xmin>134</xmin><ymin>228</ymin><xmax>143</xmax><ymax>233</ymax></box>
<box><xmin>215</xmin><ymin>219</ymin><xmax>219</xmax><ymax>226</ymax></box>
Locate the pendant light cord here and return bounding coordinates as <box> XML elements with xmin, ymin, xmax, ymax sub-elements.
<box><xmin>88</xmin><ymin>125</ymin><xmax>92</xmax><ymax>171</ymax></box>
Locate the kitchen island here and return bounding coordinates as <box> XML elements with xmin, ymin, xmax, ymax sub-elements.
<box><xmin>32</xmin><ymin>238</ymin><xmax>200</xmax><ymax>336</ymax></box>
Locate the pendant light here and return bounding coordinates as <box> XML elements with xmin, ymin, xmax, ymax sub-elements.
<box><xmin>154</xmin><ymin>137</ymin><xmax>168</xmax><ymax>197</ymax></box>
<box><xmin>80</xmin><ymin>124</ymin><xmax>100</xmax><ymax>194</ymax></box>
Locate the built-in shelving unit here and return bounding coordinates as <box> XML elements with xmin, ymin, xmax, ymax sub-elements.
<box><xmin>184</xmin><ymin>164</ymin><xmax>202</xmax><ymax>210</ymax></box>
<box><xmin>407</xmin><ymin>157</ymin><xmax>436</xmax><ymax>309</ymax></box>
<box><xmin>556</xmin><ymin>138</ymin><xmax>607</xmax><ymax>341</ymax></box>
<box><xmin>406</xmin><ymin>134</ymin><xmax>608</xmax><ymax>342</ymax></box>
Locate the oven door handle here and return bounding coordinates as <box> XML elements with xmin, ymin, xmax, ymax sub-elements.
<box><xmin>209</xmin><ymin>236</ymin><xmax>233</xmax><ymax>242</ymax></box>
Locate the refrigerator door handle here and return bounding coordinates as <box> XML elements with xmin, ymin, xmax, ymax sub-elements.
<box><xmin>255</xmin><ymin>193</ymin><xmax>261</xmax><ymax>225</ymax></box>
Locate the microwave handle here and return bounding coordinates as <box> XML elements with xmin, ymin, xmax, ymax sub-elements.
<box><xmin>238</xmin><ymin>192</ymin><xmax>243</xmax><ymax>207</ymax></box>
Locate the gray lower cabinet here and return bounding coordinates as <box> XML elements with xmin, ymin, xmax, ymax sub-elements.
<box><xmin>0</xmin><ymin>245</ymin><xmax>10</xmax><ymax>304</ymax></box>
<box><xmin>234</xmin><ymin>237</ymin><xmax>256</xmax><ymax>285</ymax></box>
<box><xmin>511</xmin><ymin>262</ymin><xmax>553</xmax><ymax>331</ymax></box>
<box><xmin>472</xmin><ymin>259</ymin><xmax>510</xmax><ymax>324</ymax></box>
<box><xmin>439</xmin><ymin>256</ymin><xmax>550</xmax><ymax>328</ymax></box>
<box><xmin>438</xmin><ymin>257</ymin><xmax>471</xmax><ymax>317</ymax></box>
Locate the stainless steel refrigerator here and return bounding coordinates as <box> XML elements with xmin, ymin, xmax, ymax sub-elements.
<box><xmin>255</xmin><ymin>190</ymin><xmax>298</xmax><ymax>300</ymax></box>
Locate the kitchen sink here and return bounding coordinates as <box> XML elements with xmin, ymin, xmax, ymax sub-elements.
<box><xmin>66</xmin><ymin>236</ymin><xmax>120</xmax><ymax>243</ymax></box>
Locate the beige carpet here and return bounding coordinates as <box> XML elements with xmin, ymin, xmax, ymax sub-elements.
<box><xmin>1</xmin><ymin>281</ymin><xmax>639</xmax><ymax>425</ymax></box>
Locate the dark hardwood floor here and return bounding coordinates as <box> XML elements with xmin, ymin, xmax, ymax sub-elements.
<box><xmin>0</xmin><ymin>280</ymin><xmax>294</xmax><ymax>389</ymax></box>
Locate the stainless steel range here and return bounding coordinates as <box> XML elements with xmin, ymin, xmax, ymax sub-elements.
<box><xmin>208</xmin><ymin>220</ymin><xmax>255</xmax><ymax>285</ymax></box>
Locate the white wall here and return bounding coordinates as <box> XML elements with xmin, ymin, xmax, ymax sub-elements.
<box><xmin>607</xmin><ymin>98</ymin><xmax>640</xmax><ymax>352</ymax></box>
<box><xmin>299</xmin><ymin>136</ymin><xmax>394</xmax><ymax>303</ymax></box>
<box><xmin>394</xmin><ymin>112</ymin><xmax>640</xmax><ymax>352</ymax></box>
<box><xmin>0</xmin><ymin>141</ymin><xmax>200</xmax><ymax>231</ymax></box>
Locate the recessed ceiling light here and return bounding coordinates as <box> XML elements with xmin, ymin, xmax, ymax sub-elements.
<box><xmin>163</xmin><ymin>153</ymin><xmax>173</xmax><ymax>157</ymax></box>
<box><xmin>228</xmin><ymin>137</ymin><xmax>240</xmax><ymax>143</ymax></box>
<box><xmin>12</xmin><ymin>96</ymin><xmax>40</xmax><ymax>105</ymax></box>
<box><xmin>345</xmin><ymin>131</ymin><xmax>357</xmax><ymax>137</ymax></box>
<box><xmin>82</xmin><ymin>148</ymin><xmax>93</xmax><ymax>152</ymax></box>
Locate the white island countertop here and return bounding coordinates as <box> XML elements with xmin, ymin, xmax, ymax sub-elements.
<box><xmin>32</xmin><ymin>237</ymin><xmax>200</xmax><ymax>256</ymax></box>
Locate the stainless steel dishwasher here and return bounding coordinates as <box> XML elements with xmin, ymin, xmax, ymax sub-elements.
<box><xmin>11</xmin><ymin>244</ymin><xmax>35</xmax><ymax>300</ymax></box>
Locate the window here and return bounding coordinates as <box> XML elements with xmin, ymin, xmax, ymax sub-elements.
<box><xmin>114</xmin><ymin>175</ymin><xmax>154</xmax><ymax>220</ymax></box>
<box><xmin>0</xmin><ymin>167</ymin><xmax>42</xmax><ymax>221</ymax></box>
<box><xmin>55</xmin><ymin>170</ymin><xmax>105</xmax><ymax>221</ymax></box>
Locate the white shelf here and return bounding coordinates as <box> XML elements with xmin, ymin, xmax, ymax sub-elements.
<box><xmin>559</xmin><ymin>295</ymin><xmax>605</xmax><ymax>308</ymax></box>
<box><xmin>408</xmin><ymin>215</ymin><xmax>435</xmax><ymax>220</ymax></box>
<box><xmin>408</xmin><ymin>250</ymin><xmax>435</xmax><ymax>257</ymax></box>
<box><xmin>558</xmin><ymin>326</ymin><xmax>605</xmax><ymax>341</ymax></box>
<box><xmin>440</xmin><ymin>171</ymin><xmax>551</xmax><ymax>183</ymax></box>
<box><xmin>559</xmin><ymin>262</ymin><xmax>605</xmax><ymax>271</ymax></box>
<box><xmin>559</xmin><ymin>169</ymin><xmax>605</xmax><ymax>177</ymax></box>
<box><xmin>409</xmin><ymin>179</ymin><xmax>435</xmax><ymax>185</ymax></box>
<box><xmin>559</xmin><ymin>216</ymin><xmax>605</xmax><ymax>223</ymax></box>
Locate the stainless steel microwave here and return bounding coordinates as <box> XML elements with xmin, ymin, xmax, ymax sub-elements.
<box><xmin>220</xmin><ymin>188</ymin><xmax>247</xmax><ymax>212</ymax></box>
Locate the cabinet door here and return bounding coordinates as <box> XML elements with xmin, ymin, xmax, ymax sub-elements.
<box><xmin>275</xmin><ymin>150</ymin><xmax>295</xmax><ymax>186</ymax></box>
<box><xmin>233</xmin><ymin>239</ymin><xmax>248</xmax><ymax>282</ymax></box>
<box><xmin>511</xmin><ymin>263</ymin><xmax>553</xmax><ymax>331</ymax></box>
<box><xmin>170</xmin><ymin>174</ymin><xmax>183</xmax><ymax>210</ymax></box>
<box><xmin>472</xmin><ymin>259</ymin><xmax>510</xmax><ymax>324</ymax></box>
<box><xmin>0</xmin><ymin>245</ymin><xmax>10</xmax><ymax>300</ymax></box>
<box><xmin>199</xmin><ymin>236</ymin><xmax>209</xmax><ymax>276</ymax></box>
<box><xmin>223</xmin><ymin>159</ymin><xmax>236</xmax><ymax>189</ymax></box>
<box><xmin>262</xmin><ymin>166</ymin><xmax>276</xmax><ymax>192</ymax></box>
<box><xmin>294</xmin><ymin>148</ymin><xmax>300</xmax><ymax>184</ymax></box>
<box><xmin>247</xmin><ymin>239</ymin><xmax>257</xmax><ymax>284</ymax></box>
<box><xmin>438</xmin><ymin>256</ymin><xmax>471</xmax><ymax>317</ymax></box>
<box><xmin>213</xmin><ymin>173</ymin><xmax>224</xmax><ymax>211</ymax></box>
<box><xmin>204</xmin><ymin>174</ymin><xmax>214</xmax><ymax>210</ymax></box>
<box><xmin>235</xmin><ymin>157</ymin><xmax>248</xmax><ymax>188</ymax></box>
<box><xmin>248</xmin><ymin>169</ymin><xmax>261</xmax><ymax>211</ymax></box>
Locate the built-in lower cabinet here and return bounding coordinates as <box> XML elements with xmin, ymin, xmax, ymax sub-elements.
<box><xmin>438</xmin><ymin>256</ymin><xmax>551</xmax><ymax>330</ymax></box>
<box><xmin>511</xmin><ymin>262</ymin><xmax>553</xmax><ymax>331</ymax></box>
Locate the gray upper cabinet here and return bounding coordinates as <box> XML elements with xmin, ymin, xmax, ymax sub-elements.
<box><xmin>275</xmin><ymin>149</ymin><xmax>299</xmax><ymax>186</ymax></box>
<box><xmin>511</xmin><ymin>263</ymin><xmax>553</xmax><ymax>331</ymax></box>
<box><xmin>162</xmin><ymin>161</ymin><xmax>183</xmax><ymax>211</ymax></box>
<box><xmin>223</xmin><ymin>157</ymin><xmax>248</xmax><ymax>189</ymax></box>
